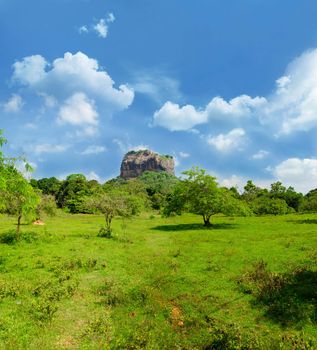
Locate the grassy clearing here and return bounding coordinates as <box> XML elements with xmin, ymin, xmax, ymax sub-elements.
<box><xmin>0</xmin><ymin>213</ymin><xmax>316</xmax><ymax>349</ymax></box>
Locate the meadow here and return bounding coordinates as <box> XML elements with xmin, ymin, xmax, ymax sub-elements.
<box><xmin>0</xmin><ymin>212</ymin><xmax>316</xmax><ymax>349</ymax></box>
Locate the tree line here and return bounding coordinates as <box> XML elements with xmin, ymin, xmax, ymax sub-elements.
<box><xmin>1</xmin><ymin>129</ymin><xmax>317</xmax><ymax>234</ymax></box>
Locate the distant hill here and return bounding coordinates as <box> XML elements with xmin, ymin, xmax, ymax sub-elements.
<box><xmin>120</xmin><ymin>149</ymin><xmax>175</xmax><ymax>179</ymax></box>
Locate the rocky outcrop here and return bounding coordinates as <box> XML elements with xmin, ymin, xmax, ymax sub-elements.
<box><xmin>120</xmin><ymin>150</ymin><xmax>175</xmax><ymax>179</ymax></box>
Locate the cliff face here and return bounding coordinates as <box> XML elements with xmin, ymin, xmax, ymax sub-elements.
<box><xmin>120</xmin><ymin>150</ymin><xmax>175</xmax><ymax>179</ymax></box>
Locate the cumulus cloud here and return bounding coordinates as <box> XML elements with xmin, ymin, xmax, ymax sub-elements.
<box><xmin>13</xmin><ymin>55</ymin><xmax>47</xmax><ymax>85</ymax></box>
<box><xmin>206</xmin><ymin>95</ymin><xmax>266</xmax><ymax>119</ymax></box>
<box><xmin>251</xmin><ymin>150</ymin><xmax>269</xmax><ymax>160</ymax></box>
<box><xmin>3</xmin><ymin>94</ymin><xmax>24</xmax><ymax>113</ymax></box>
<box><xmin>153</xmin><ymin>95</ymin><xmax>265</xmax><ymax>131</ymax></box>
<box><xmin>262</xmin><ymin>49</ymin><xmax>317</xmax><ymax>134</ymax></box>
<box><xmin>57</xmin><ymin>93</ymin><xmax>98</xmax><ymax>126</ymax></box>
<box><xmin>153</xmin><ymin>48</ymin><xmax>317</xmax><ymax>136</ymax></box>
<box><xmin>207</xmin><ymin>128</ymin><xmax>246</xmax><ymax>152</ymax></box>
<box><xmin>12</xmin><ymin>51</ymin><xmax>134</xmax><ymax>111</ymax></box>
<box><xmin>81</xmin><ymin>145</ymin><xmax>107</xmax><ymax>155</ymax></box>
<box><xmin>273</xmin><ymin>158</ymin><xmax>317</xmax><ymax>193</ymax></box>
<box><xmin>153</xmin><ymin>102</ymin><xmax>208</xmax><ymax>131</ymax></box>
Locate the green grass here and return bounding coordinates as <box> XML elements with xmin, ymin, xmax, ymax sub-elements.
<box><xmin>0</xmin><ymin>212</ymin><xmax>316</xmax><ymax>349</ymax></box>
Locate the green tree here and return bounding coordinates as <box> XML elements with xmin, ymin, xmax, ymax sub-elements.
<box><xmin>86</xmin><ymin>191</ymin><xmax>141</xmax><ymax>236</ymax></box>
<box><xmin>164</xmin><ymin>167</ymin><xmax>250</xmax><ymax>226</ymax></box>
<box><xmin>0</xmin><ymin>131</ymin><xmax>40</xmax><ymax>234</ymax></box>
<box><xmin>139</xmin><ymin>171</ymin><xmax>178</xmax><ymax>210</ymax></box>
<box><xmin>2</xmin><ymin>165</ymin><xmax>40</xmax><ymax>234</ymax></box>
<box><xmin>56</xmin><ymin>174</ymin><xmax>101</xmax><ymax>213</ymax></box>
<box><xmin>30</xmin><ymin>177</ymin><xmax>62</xmax><ymax>197</ymax></box>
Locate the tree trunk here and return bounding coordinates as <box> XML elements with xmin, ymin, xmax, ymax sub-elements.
<box><xmin>17</xmin><ymin>214</ymin><xmax>22</xmax><ymax>238</ymax></box>
<box><xmin>203</xmin><ymin>215</ymin><xmax>211</xmax><ymax>227</ymax></box>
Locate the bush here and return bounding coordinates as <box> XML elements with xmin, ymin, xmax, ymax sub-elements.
<box><xmin>98</xmin><ymin>226</ymin><xmax>112</xmax><ymax>238</ymax></box>
<box><xmin>0</xmin><ymin>230</ymin><xmax>18</xmax><ymax>244</ymax></box>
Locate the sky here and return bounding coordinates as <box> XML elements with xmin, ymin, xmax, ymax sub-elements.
<box><xmin>1</xmin><ymin>0</ymin><xmax>317</xmax><ymax>193</ymax></box>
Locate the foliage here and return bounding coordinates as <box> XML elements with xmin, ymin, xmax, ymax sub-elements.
<box><xmin>35</xmin><ymin>194</ymin><xmax>57</xmax><ymax>220</ymax></box>
<box><xmin>139</xmin><ymin>171</ymin><xmax>178</xmax><ymax>209</ymax></box>
<box><xmin>164</xmin><ymin>167</ymin><xmax>251</xmax><ymax>225</ymax></box>
<box><xmin>56</xmin><ymin>173</ymin><xmax>102</xmax><ymax>213</ymax></box>
<box><xmin>238</xmin><ymin>261</ymin><xmax>317</xmax><ymax>327</ymax></box>
<box><xmin>30</xmin><ymin>177</ymin><xmax>62</xmax><ymax>197</ymax></box>
<box><xmin>86</xmin><ymin>191</ymin><xmax>141</xmax><ymax>235</ymax></box>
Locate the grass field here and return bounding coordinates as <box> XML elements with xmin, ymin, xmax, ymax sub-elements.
<box><xmin>0</xmin><ymin>212</ymin><xmax>316</xmax><ymax>349</ymax></box>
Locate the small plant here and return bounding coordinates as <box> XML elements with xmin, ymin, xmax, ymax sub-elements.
<box><xmin>98</xmin><ymin>226</ymin><xmax>112</xmax><ymax>238</ymax></box>
<box><xmin>0</xmin><ymin>230</ymin><xmax>18</xmax><ymax>245</ymax></box>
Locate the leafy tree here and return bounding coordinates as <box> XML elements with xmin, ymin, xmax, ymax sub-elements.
<box><xmin>242</xmin><ymin>180</ymin><xmax>267</xmax><ymax>203</ymax></box>
<box><xmin>86</xmin><ymin>191</ymin><xmax>141</xmax><ymax>236</ymax></box>
<box><xmin>0</xmin><ymin>131</ymin><xmax>40</xmax><ymax>234</ymax></box>
<box><xmin>30</xmin><ymin>177</ymin><xmax>61</xmax><ymax>197</ymax></box>
<box><xmin>164</xmin><ymin>167</ymin><xmax>251</xmax><ymax>226</ymax></box>
<box><xmin>2</xmin><ymin>165</ymin><xmax>40</xmax><ymax>234</ymax></box>
<box><xmin>299</xmin><ymin>189</ymin><xmax>317</xmax><ymax>212</ymax></box>
<box><xmin>251</xmin><ymin>196</ymin><xmax>291</xmax><ymax>215</ymax></box>
<box><xmin>56</xmin><ymin>174</ymin><xmax>101</xmax><ymax>213</ymax></box>
<box><xmin>139</xmin><ymin>171</ymin><xmax>178</xmax><ymax>210</ymax></box>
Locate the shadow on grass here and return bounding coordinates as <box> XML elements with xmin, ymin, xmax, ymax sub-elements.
<box><xmin>239</xmin><ymin>262</ymin><xmax>317</xmax><ymax>327</ymax></box>
<box><xmin>151</xmin><ymin>223</ymin><xmax>236</xmax><ymax>232</ymax></box>
<box><xmin>287</xmin><ymin>219</ymin><xmax>317</xmax><ymax>225</ymax></box>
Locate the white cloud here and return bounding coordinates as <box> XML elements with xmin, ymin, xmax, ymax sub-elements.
<box><xmin>153</xmin><ymin>48</ymin><xmax>317</xmax><ymax>136</ymax></box>
<box><xmin>12</xmin><ymin>52</ymin><xmax>134</xmax><ymax>111</ymax></box>
<box><xmin>94</xmin><ymin>19</ymin><xmax>108</xmax><ymax>38</ymax></box>
<box><xmin>207</xmin><ymin>128</ymin><xmax>246</xmax><ymax>152</ymax></box>
<box><xmin>206</xmin><ymin>95</ymin><xmax>266</xmax><ymax>119</ymax></box>
<box><xmin>107</xmin><ymin>12</ymin><xmax>115</xmax><ymax>23</ymax></box>
<box><xmin>58</xmin><ymin>93</ymin><xmax>98</xmax><ymax>127</ymax></box>
<box><xmin>33</xmin><ymin>144</ymin><xmax>68</xmax><ymax>154</ymax></box>
<box><xmin>85</xmin><ymin>171</ymin><xmax>103</xmax><ymax>182</ymax></box>
<box><xmin>81</xmin><ymin>13</ymin><xmax>115</xmax><ymax>39</ymax></box>
<box><xmin>251</xmin><ymin>150</ymin><xmax>269</xmax><ymax>160</ymax></box>
<box><xmin>81</xmin><ymin>145</ymin><xmax>107</xmax><ymax>155</ymax></box>
<box><xmin>273</xmin><ymin>158</ymin><xmax>317</xmax><ymax>193</ymax></box>
<box><xmin>179</xmin><ymin>151</ymin><xmax>190</xmax><ymax>158</ymax></box>
<box><xmin>113</xmin><ymin>139</ymin><xmax>149</xmax><ymax>153</ymax></box>
<box><xmin>13</xmin><ymin>55</ymin><xmax>47</xmax><ymax>85</ymax></box>
<box><xmin>219</xmin><ymin>174</ymin><xmax>272</xmax><ymax>192</ymax></box>
<box><xmin>153</xmin><ymin>101</ymin><xmax>208</xmax><ymax>131</ymax></box>
<box><xmin>78</xmin><ymin>25</ymin><xmax>89</xmax><ymax>34</ymax></box>
<box><xmin>219</xmin><ymin>175</ymin><xmax>246</xmax><ymax>191</ymax></box>
<box><xmin>153</xmin><ymin>95</ymin><xmax>265</xmax><ymax>131</ymax></box>
<box><xmin>3</xmin><ymin>94</ymin><xmax>24</xmax><ymax>113</ymax></box>
<box><xmin>261</xmin><ymin>49</ymin><xmax>317</xmax><ymax>134</ymax></box>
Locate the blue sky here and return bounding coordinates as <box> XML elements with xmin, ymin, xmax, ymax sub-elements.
<box><xmin>1</xmin><ymin>0</ymin><xmax>317</xmax><ymax>192</ymax></box>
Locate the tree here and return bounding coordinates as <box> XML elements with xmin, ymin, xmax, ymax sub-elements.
<box><xmin>2</xmin><ymin>165</ymin><xmax>40</xmax><ymax>234</ymax></box>
<box><xmin>139</xmin><ymin>171</ymin><xmax>178</xmax><ymax>210</ymax></box>
<box><xmin>86</xmin><ymin>191</ymin><xmax>141</xmax><ymax>236</ymax></box>
<box><xmin>30</xmin><ymin>177</ymin><xmax>62</xmax><ymax>197</ymax></box>
<box><xmin>0</xmin><ymin>131</ymin><xmax>40</xmax><ymax>234</ymax></box>
<box><xmin>164</xmin><ymin>167</ymin><xmax>251</xmax><ymax>226</ymax></box>
<box><xmin>56</xmin><ymin>174</ymin><xmax>101</xmax><ymax>213</ymax></box>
